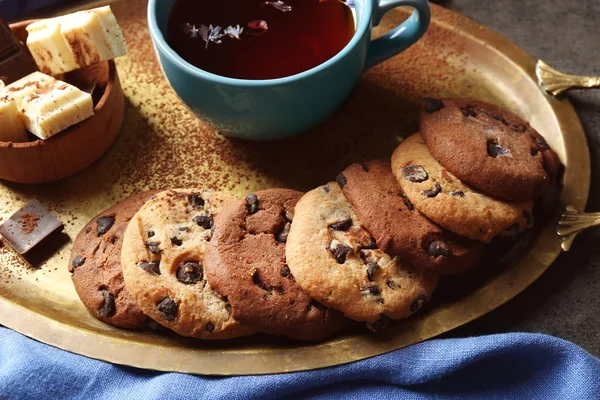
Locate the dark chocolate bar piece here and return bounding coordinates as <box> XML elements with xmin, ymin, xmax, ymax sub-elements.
<box><xmin>0</xmin><ymin>14</ymin><xmax>20</xmax><ymax>59</ymax></box>
<box><xmin>0</xmin><ymin>199</ymin><xmax>64</xmax><ymax>254</ymax></box>
<box><xmin>0</xmin><ymin>49</ymin><xmax>37</xmax><ymax>85</ymax></box>
<box><xmin>0</xmin><ymin>14</ymin><xmax>37</xmax><ymax>84</ymax></box>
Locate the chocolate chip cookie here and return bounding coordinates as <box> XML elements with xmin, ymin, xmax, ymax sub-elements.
<box><xmin>205</xmin><ymin>189</ymin><xmax>348</xmax><ymax>340</ymax></box>
<box><xmin>69</xmin><ymin>191</ymin><xmax>158</xmax><ymax>329</ymax></box>
<box><xmin>337</xmin><ymin>160</ymin><xmax>483</xmax><ymax>275</ymax></box>
<box><xmin>420</xmin><ymin>98</ymin><xmax>560</xmax><ymax>202</ymax></box>
<box><xmin>286</xmin><ymin>182</ymin><xmax>438</xmax><ymax>329</ymax></box>
<box><xmin>121</xmin><ymin>189</ymin><xmax>255</xmax><ymax>340</ymax></box>
<box><xmin>391</xmin><ymin>133</ymin><xmax>534</xmax><ymax>243</ymax></box>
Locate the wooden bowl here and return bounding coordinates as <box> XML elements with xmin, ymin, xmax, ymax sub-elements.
<box><xmin>0</xmin><ymin>20</ymin><xmax>125</xmax><ymax>184</ymax></box>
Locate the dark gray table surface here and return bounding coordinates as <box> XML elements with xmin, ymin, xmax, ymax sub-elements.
<box><xmin>438</xmin><ymin>0</ymin><xmax>600</xmax><ymax>356</ymax></box>
<box><xmin>17</xmin><ymin>0</ymin><xmax>600</xmax><ymax>356</ymax></box>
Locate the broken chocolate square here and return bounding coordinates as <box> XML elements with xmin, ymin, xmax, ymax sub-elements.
<box><xmin>0</xmin><ymin>199</ymin><xmax>64</xmax><ymax>254</ymax></box>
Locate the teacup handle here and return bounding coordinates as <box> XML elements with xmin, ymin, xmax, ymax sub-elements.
<box><xmin>365</xmin><ymin>0</ymin><xmax>431</xmax><ymax>69</ymax></box>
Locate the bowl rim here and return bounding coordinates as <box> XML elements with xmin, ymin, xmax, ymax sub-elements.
<box><xmin>146</xmin><ymin>0</ymin><xmax>371</xmax><ymax>87</ymax></box>
<box><xmin>0</xmin><ymin>19</ymin><xmax>116</xmax><ymax>150</ymax></box>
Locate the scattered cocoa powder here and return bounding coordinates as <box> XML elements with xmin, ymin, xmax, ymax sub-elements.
<box><xmin>18</xmin><ymin>212</ymin><xmax>39</xmax><ymax>234</ymax></box>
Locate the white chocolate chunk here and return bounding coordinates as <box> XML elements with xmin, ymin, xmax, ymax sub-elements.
<box><xmin>20</xmin><ymin>79</ymin><xmax>94</xmax><ymax>139</ymax></box>
<box><xmin>4</xmin><ymin>72</ymin><xmax>56</xmax><ymax>105</ymax></box>
<box><xmin>0</xmin><ymin>72</ymin><xmax>55</xmax><ymax>142</ymax></box>
<box><xmin>26</xmin><ymin>6</ymin><xmax>128</xmax><ymax>75</ymax></box>
<box><xmin>26</xmin><ymin>19</ymin><xmax>77</xmax><ymax>75</ymax></box>
<box><xmin>0</xmin><ymin>96</ymin><xmax>27</xmax><ymax>142</ymax></box>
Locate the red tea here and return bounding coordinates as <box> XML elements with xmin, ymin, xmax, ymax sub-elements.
<box><xmin>167</xmin><ymin>0</ymin><xmax>355</xmax><ymax>80</ymax></box>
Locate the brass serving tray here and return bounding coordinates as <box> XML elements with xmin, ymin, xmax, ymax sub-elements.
<box><xmin>0</xmin><ymin>0</ymin><xmax>589</xmax><ymax>375</ymax></box>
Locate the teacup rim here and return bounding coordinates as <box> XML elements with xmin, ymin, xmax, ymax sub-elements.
<box><xmin>147</xmin><ymin>0</ymin><xmax>372</xmax><ymax>86</ymax></box>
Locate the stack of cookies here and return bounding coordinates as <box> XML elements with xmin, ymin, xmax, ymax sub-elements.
<box><xmin>68</xmin><ymin>98</ymin><xmax>560</xmax><ymax>340</ymax></box>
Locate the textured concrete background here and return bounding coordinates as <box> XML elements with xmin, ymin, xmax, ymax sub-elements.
<box><xmin>436</xmin><ymin>0</ymin><xmax>600</xmax><ymax>356</ymax></box>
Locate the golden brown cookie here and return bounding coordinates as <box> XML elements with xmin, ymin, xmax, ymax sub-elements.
<box><xmin>337</xmin><ymin>160</ymin><xmax>483</xmax><ymax>275</ymax></box>
<box><xmin>121</xmin><ymin>189</ymin><xmax>255</xmax><ymax>340</ymax></box>
<box><xmin>69</xmin><ymin>191</ymin><xmax>158</xmax><ymax>329</ymax></box>
<box><xmin>391</xmin><ymin>133</ymin><xmax>534</xmax><ymax>243</ymax></box>
<box><xmin>420</xmin><ymin>98</ymin><xmax>560</xmax><ymax>202</ymax></box>
<box><xmin>205</xmin><ymin>189</ymin><xmax>348</xmax><ymax>340</ymax></box>
<box><xmin>286</xmin><ymin>182</ymin><xmax>438</xmax><ymax>330</ymax></box>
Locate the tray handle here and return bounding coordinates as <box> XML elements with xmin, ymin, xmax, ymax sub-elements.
<box><xmin>536</xmin><ymin>60</ymin><xmax>600</xmax><ymax>96</ymax></box>
<box><xmin>557</xmin><ymin>206</ymin><xmax>600</xmax><ymax>251</ymax></box>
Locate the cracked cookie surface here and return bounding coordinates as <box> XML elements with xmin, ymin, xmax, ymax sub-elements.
<box><xmin>121</xmin><ymin>189</ymin><xmax>255</xmax><ymax>340</ymax></box>
<box><xmin>69</xmin><ymin>191</ymin><xmax>158</xmax><ymax>329</ymax></box>
<box><xmin>420</xmin><ymin>98</ymin><xmax>560</xmax><ymax>202</ymax></box>
<box><xmin>392</xmin><ymin>133</ymin><xmax>534</xmax><ymax>243</ymax></box>
<box><xmin>285</xmin><ymin>182</ymin><xmax>438</xmax><ymax>327</ymax></box>
<box><xmin>205</xmin><ymin>189</ymin><xmax>348</xmax><ymax>340</ymax></box>
<box><xmin>338</xmin><ymin>160</ymin><xmax>483</xmax><ymax>275</ymax></box>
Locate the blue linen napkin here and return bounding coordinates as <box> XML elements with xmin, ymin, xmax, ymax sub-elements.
<box><xmin>1</xmin><ymin>327</ymin><xmax>598</xmax><ymax>399</ymax></box>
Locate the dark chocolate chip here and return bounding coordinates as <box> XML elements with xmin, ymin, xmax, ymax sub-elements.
<box><xmin>85</xmin><ymin>227</ymin><xmax>91</xmax><ymax>234</ymax></box>
<box><xmin>176</xmin><ymin>262</ymin><xmax>203</xmax><ymax>284</ymax></box>
<box><xmin>362</xmin><ymin>237</ymin><xmax>378</xmax><ymax>250</ymax></box>
<box><xmin>487</xmin><ymin>142</ymin><xmax>511</xmax><ymax>158</ymax></box>
<box><xmin>492</xmin><ymin>114</ymin><xmax>508</xmax><ymax>125</ymax></box>
<box><xmin>98</xmin><ymin>290</ymin><xmax>116</xmax><ymax>318</ymax></box>
<box><xmin>428</xmin><ymin>240</ymin><xmax>451</xmax><ymax>258</ymax></box>
<box><xmin>536</xmin><ymin>135</ymin><xmax>550</xmax><ymax>151</ymax></box>
<box><xmin>96</xmin><ymin>216</ymin><xmax>115</xmax><ymax>236</ymax></box>
<box><xmin>423</xmin><ymin>182</ymin><xmax>442</xmax><ymax>198</ymax></box>
<box><xmin>246</xmin><ymin>194</ymin><xmax>259</xmax><ymax>215</ymax></box>
<box><xmin>170</xmin><ymin>237</ymin><xmax>183</xmax><ymax>246</ymax></box>
<box><xmin>276</xmin><ymin>222</ymin><xmax>291</xmax><ymax>243</ymax></box>
<box><xmin>523</xmin><ymin>210</ymin><xmax>533</xmax><ymax>225</ymax></box>
<box><xmin>179</xmin><ymin>226</ymin><xmax>190</xmax><ymax>232</ymax></box>
<box><xmin>322</xmin><ymin>185</ymin><xmax>330</xmax><ymax>193</ymax></box>
<box><xmin>330</xmin><ymin>244</ymin><xmax>352</xmax><ymax>264</ymax></box>
<box><xmin>367</xmin><ymin>262</ymin><xmax>379</xmax><ymax>282</ymax></box>
<box><xmin>355</xmin><ymin>162</ymin><xmax>369</xmax><ymax>172</ymax></box>
<box><xmin>148</xmin><ymin>230</ymin><xmax>155</xmax><ymax>238</ymax></box>
<box><xmin>424</xmin><ymin>97</ymin><xmax>444</xmax><ymax>114</ymax></box>
<box><xmin>402</xmin><ymin>195</ymin><xmax>415</xmax><ymax>211</ymax></box>
<box><xmin>280</xmin><ymin>265</ymin><xmax>291</xmax><ymax>277</ymax></box>
<box><xmin>410</xmin><ymin>294</ymin><xmax>427</xmax><ymax>313</ymax></box>
<box><xmin>193</xmin><ymin>215</ymin><xmax>213</xmax><ymax>229</ymax></box>
<box><xmin>512</xmin><ymin>124</ymin><xmax>527</xmax><ymax>133</ymax></box>
<box><xmin>283</xmin><ymin>209</ymin><xmax>294</xmax><ymax>223</ymax></box>
<box><xmin>71</xmin><ymin>256</ymin><xmax>86</xmax><ymax>269</ymax></box>
<box><xmin>386</xmin><ymin>280</ymin><xmax>398</xmax><ymax>289</ymax></box>
<box><xmin>368</xmin><ymin>315</ymin><xmax>391</xmax><ymax>332</ymax></box>
<box><xmin>336</xmin><ymin>173</ymin><xmax>347</xmax><ymax>188</ymax></box>
<box><xmin>450</xmin><ymin>191</ymin><xmax>465</xmax><ymax>198</ymax></box>
<box><xmin>329</xmin><ymin>218</ymin><xmax>352</xmax><ymax>231</ymax></box>
<box><xmin>402</xmin><ymin>165</ymin><xmax>429</xmax><ymax>183</ymax></box>
<box><xmin>461</xmin><ymin>105</ymin><xmax>477</xmax><ymax>118</ymax></box>
<box><xmin>205</xmin><ymin>323</ymin><xmax>215</xmax><ymax>333</ymax></box>
<box><xmin>110</xmin><ymin>236</ymin><xmax>118</xmax><ymax>245</ymax></box>
<box><xmin>157</xmin><ymin>297</ymin><xmax>178</xmax><ymax>321</ymax></box>
<box><xmin>145</xmin><ymin>241</ymin><xmax>162</xmax><ymax>254</ymax></box>
<box><xmin>362</xmin><ymin>286</ymin><xmax>381</xmax><ymax>296</ymax></box>
<box><xmin>189</xmin><ymin>193</ymin><xmax>205</xmax><ymax>209</ymax></box>
<box><xmin>138</xmin><ymin>260</ymin><xmax>161</xmax><ymax>275</ymax></box>
<box><xmin>252</xmin><ymin>270</ymin><xmax>269</xmax><ymax>291</ymax></box>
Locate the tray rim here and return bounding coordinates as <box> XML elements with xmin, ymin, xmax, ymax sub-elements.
<box><xmin>0</xmin><ymin>2</ymin><xmax>590</xmax><ymax>375</ymax></box>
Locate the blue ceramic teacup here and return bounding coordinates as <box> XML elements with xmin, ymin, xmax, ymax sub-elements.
<box><xmin>148</xmin><ymin>0</ymin><xmax>430</xmax><ymax>140</ymax></box>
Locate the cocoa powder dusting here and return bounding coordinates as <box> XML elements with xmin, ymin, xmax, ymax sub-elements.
<box><xmin>18</xmin><ymin>212</ymin><xmax>39</xmax><ymax>234</ymax></box>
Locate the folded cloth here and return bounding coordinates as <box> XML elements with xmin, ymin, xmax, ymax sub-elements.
<box><xmin>0</xmin><ymin>327</ymin><xmax>598</xmax><ymax>400</ymax></box>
